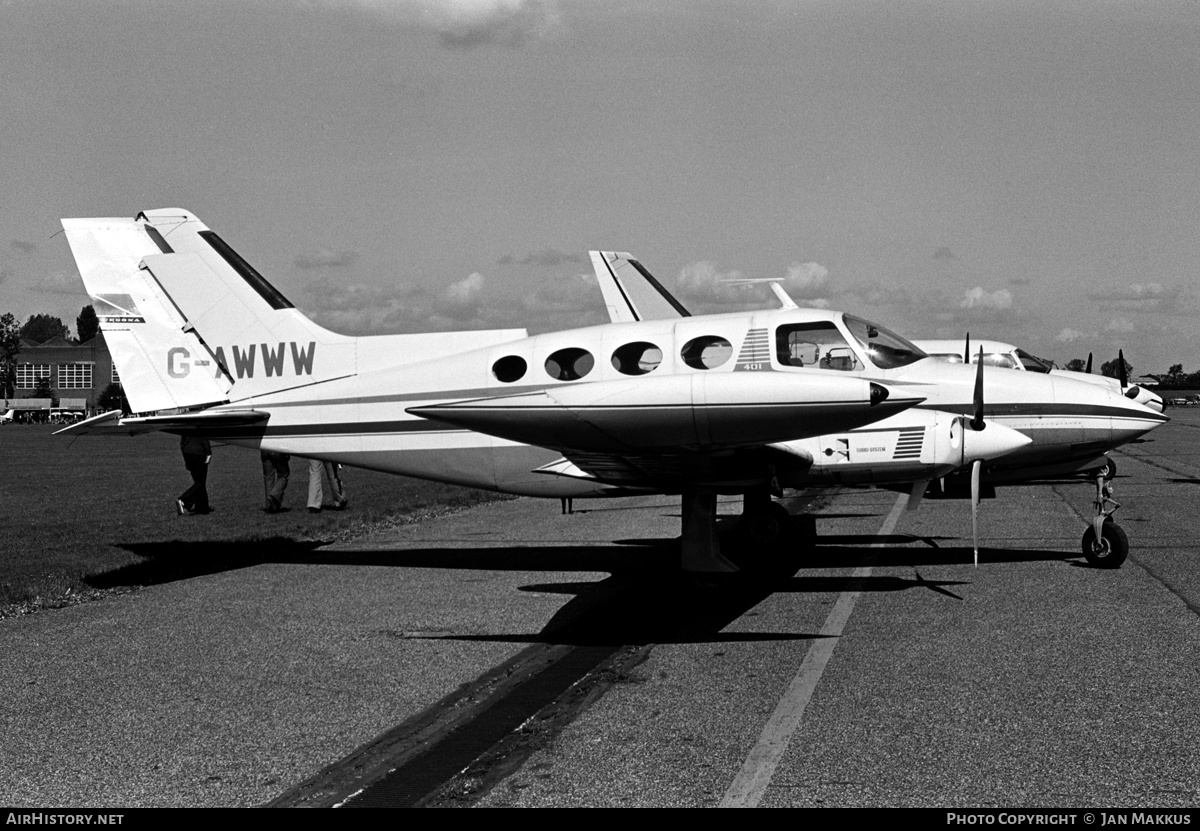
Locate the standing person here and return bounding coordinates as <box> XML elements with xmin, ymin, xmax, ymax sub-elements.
<box><xmin>307</xmin><ymin>459</ymin><xmax>348</xmax><ymax>513</ymax></box>
<box><xmin>178</xmin><ymin>435</ymin><xmax>212</xmax><ymax>515</ymax></box>
<box><xmin>261</xmin><ymin>450</ymin><xmax>291</xmax><ymax>513</ymax></box>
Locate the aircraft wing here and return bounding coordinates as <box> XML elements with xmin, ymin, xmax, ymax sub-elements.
<box><xmin>533</xmin><ymin>442</ymin><xmax>814</xmax><ymax>491</ymax></box>
<box><xmin>589</xmin><ymin>251</ymin><xmax>691</xmax><ymax>323</ymax></box>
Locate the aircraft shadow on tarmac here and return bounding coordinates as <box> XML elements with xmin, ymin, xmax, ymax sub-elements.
<box><xmin>405</xmin><ymin>560</ymin><xmax>979</xmax><ymax>649</ymax></box>
<box><xmin>93</xmin><ymin>530</ymin><xmax>1076</xmax><ymax>643</ymax></box>
<box><xmin>96</xmin><ymin>533</ymin><xmax>1071</xmax><ymax>588</ymax></box>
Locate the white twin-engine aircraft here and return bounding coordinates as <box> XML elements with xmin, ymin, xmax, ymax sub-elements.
<box><xmin>59</xmin><ymin>210</ymin><xmax>1166</xmax><ymax>573</ymax></box>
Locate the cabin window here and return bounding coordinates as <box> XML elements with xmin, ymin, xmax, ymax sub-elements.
<box><xmin>681</xmin><ymin>336</ymin><xmax>732</xmax><ymax>370</ymax></box>
<box><xmin>972</xmin><ymin>352</ymin><xmax>1019</xmax><ymax>370</ymax></box>
<box><xmin>492</xmin><ymin>355</ymin><xmax>527</xmax><ymax>383</ymax></box>
<box><xmin>775</xmin><ymin>322</ymin><xmax>861</xmax><ymax>371</ymax></box>
<box><xmin>612</xmin><ymin>342</ymin><xmax>663</xmax><ymax>375</ymax></box>
<box><xmin>545</xmin><ymin>347</ymin><xmax>594</xmax><ymax>381</ymax></box>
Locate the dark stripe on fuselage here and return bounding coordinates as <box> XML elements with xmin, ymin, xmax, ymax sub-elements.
<box><xmin>249</xmin><ymin>383</ymin><xmax>577</xmax><ymax>409</ymax></box>
<box><xmin>916</xmin><ymin>402</ymin><xmax>1168</xmax><ymax>423</ymax></box>
<box><xmin>184</xmin><ymin>397</ymin><xmax>926</xmax><ymax>442</ymax></box>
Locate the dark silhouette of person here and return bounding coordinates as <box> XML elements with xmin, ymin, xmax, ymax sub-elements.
<box><xmin>178</xmin><ymin>435</ymin><xmax>212</xmax><ymax>515</ymax></box>
<box><xmin>261</xmin><ymin>450</ymin><xmax>291</xmax><ymax>513</ymax></box>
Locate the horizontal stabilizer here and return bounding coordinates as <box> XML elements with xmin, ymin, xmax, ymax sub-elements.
<box><xmin>55</xmin><ymin>408</ymin><xmax>269</xmax><ymax>437</ymax></box>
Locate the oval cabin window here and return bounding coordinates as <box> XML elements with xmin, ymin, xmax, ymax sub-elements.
<box><xmin>611</xmin><ymin>342</ymin><xmax>663</xmax><ymax>376</ymax></box>
<box><xmin>545</xmin><ymin>347</ymin><xmax>595</xmax><ymax>381</ymax></box>
<box><xmin>681</xmin><ymin>336</ymin><xmax>732</xmax><ymax>370</ymax></box>
<box><xmin>491</xmin><ymin>355</ymin><xmax>527</xmax><ymax>383</ymax></box>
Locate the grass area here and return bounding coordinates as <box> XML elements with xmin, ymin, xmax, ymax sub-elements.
<box><xmin>0</xmin><ymin>426</ymin><xmax>507</xmax><ymax>615</ymax></box>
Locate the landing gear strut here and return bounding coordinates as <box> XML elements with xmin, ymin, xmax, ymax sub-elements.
<box><xmin>677</xmin><ymin>489</ymin><xmax>814</xmax><ymax>575</ymax></box>
<box><xmin>1082</xmin><ymin>473</ymin><xmax>1128</xmax><ymax>568</ymax></box>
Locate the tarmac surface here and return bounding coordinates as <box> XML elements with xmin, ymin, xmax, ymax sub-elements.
<box><xmin>2</xmin><ymin>409</ymin><xmax>1199</xmax><ymax>808</ymax></box>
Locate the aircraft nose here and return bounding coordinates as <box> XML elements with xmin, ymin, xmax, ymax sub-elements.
<box><xmin>1054</xmin><ymin>375</ymin><xmax>1169</xmax><ymax>447</ymax></box>
<box><xmin>961</xmin><ymin>420</ymin><xmax>1033</xmax><ymax>464</ymax></box>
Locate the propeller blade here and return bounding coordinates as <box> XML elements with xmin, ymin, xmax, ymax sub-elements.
<box><xmin>1118</xmin><ymin>349</ymin><xmax>1128</xmax><ymax>388</ymax></box>
<box><xmin>971</xmin><ymin>347</ymin><xmax>985</xmax><ymax>431</ymax></box>
<box><xmin>964</xmin><ymin>332</ymin><xmax>970</xmax><ymax>365</ymax></box>
<box><xmin>971</xmin><ymin>459</ymin><xmax>982</xmax><ymax>567</ymax></box>
<box><xmin>1086</xmin><ymin>352</ymin><xmax>1093</xmax><ymax>374</ymax></box>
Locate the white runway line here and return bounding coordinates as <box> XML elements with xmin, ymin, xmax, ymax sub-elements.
<box><xmin>719</xmin><ymin>493</ymin><xmax>907</xmax><ymax>808</ymax></box>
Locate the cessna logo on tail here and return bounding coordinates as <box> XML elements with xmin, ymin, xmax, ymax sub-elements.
<box><xmin>168</xmin><ymin>342</ymin><xmax>316</xmax><ymax>379</ymax></box>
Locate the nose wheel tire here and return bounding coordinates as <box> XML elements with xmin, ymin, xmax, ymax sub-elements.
<box><xmin>1098</xmin><ymin>457</ymin><xmax>1117</xmax><ymax>481</ymax></box>
<box><xmin>1082</xmin><ymin>520</ymin><xmax>1128</xmax><ymax>569</ymax></box>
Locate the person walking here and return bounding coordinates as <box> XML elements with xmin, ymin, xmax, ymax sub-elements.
<box><xmin>307</xmin><ymin>458</ymin><xmax>348</xmax><ymax>513</ymax></box>
<box><xmin>178</xmin><ymin>435</ymin><xmax>212</xmax><ymax>515</ymax></box>
<box><xmin>261</xmin><ymin>450</ymin><xmax>291</xmax><ymax>513</ymax></box>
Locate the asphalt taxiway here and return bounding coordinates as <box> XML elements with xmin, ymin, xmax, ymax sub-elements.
<box><xmin>2</xmin><ymin>411</ymin><xmax>1198</xmax><ymax>808</ymax></box>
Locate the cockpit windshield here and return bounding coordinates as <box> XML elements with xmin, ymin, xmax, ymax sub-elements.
<box><xmin>1016</xmin><ymin>348</ymin><xmax>1054</xmax><ymax>373</ymax></box>
<box><xmin>842</xmin><ymin>315</ymin><xmax>927</xmax><ymax>369</ymax></box>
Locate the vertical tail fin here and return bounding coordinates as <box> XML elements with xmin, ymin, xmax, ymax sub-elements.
<box><xmin>589</xmin><ymin>251</ymin><xmax>691</xmax><ymax>323</ymax></box>
<box><xmin>63</xmin><ymin>209</ymin><xmax>358</xmax><ymax>409</ymax></box>
<box><xmin>61</xmin><ymin>216</ymin><xmax>233</xmax><ymax>413</ymax></box>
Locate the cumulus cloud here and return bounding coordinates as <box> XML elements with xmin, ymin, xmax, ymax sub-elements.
<box><xmin>666</xmin><ymin>261</ymin><xmax>836</xmax><ymax>315</ymax></box>
<box><xmin>497</xmin><ymin>248</ymin><xmax>586</xmax><ymax>267</ymax></box>
<box><xmin>321</xmin><ymin>0</ymin><xmax>562</xmax><ymax>48</ymax></box>
<box><xmin>435</xmin><ymin>271</ymin><xmax>486</xmax><ymax>320</ymax></box>
<box><xmin>294</xmin><ymin>249</ymin><xmax>360</xmax><ymax>269</ymax></box>
<box><xmin>673</xmin><ymin>261</ymin><xmax>746</xmax><ymax>307</ymax></box>
<box><xmin>932</xmin><ymin>247</ymin><xmax>956</xmax><ymax>261</ymax></box>
<box><xmin>0</xmin><ymin>266</ymin><xmax>10</xmax><ymax>285</ymax></box>
<box><xmin>1105</xmin><ymin>317</ymin><xmax>1135</xmax><ymax>333</ymax></box>
<box><xmin>519</xmin><ymin>272</ymin><xmax>596</xmax><ymax>314</ymax></box>
<box><xmin>1055</xmin><ymin>328</ymin><xmax>1089</xmax><ymax>343</ymax></box>
<box><xmin>11</xmin><ymin>240</ymin><xmax>36</xmax><ymax>254</ymax></box>
<box><xmin>960</xmin><ymin>286</ymin><xmax>1013</xmax><ymax>310</ymax></box>
<box><xmin>429</xmin><ymin>0</ymin><xmax>562</xmax><ymax>48</ymax></box>
<box><xmin>1089</xmin><ymin>281</ymin><xmax>1170</xmax><ymax>311</ymax></box>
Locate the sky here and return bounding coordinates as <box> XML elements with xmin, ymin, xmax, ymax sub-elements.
<box><xmin>2</xmin><ymin>0</ymin><xmax>1198</xmax><ymax>374</ymax></box>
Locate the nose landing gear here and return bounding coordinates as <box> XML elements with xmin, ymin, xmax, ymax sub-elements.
<box><xmin>1082</xmin><ymin>473</ymin><xmax>1128</xmax><ymax>568</ymax></box>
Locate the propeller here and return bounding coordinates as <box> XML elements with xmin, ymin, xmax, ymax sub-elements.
<box><xmin>1117</xmin><ymin>349</ymin><xmax>1128</xmax><ymax>388</ymax></box>
<box><xmin>1085</xmin><ymin>352</ymin><xmax>1093</xmax><ymax>374</ymax></box>
<box><xmin>953</xmin><ymin>350</ymin><xmax>1034</xmax><ymax>565</ymax></box>
<box><xmin>969</xmin><ymin>348</ymin><xmax>984</xmax><ymax>566</ymax></box>
<box><xmin>971</xmin><ymin>458</ymin><xmax>982</xmax><ymax>567</ymax></box>
<box><xmin>964</xmin><ymin>332</ymin><xmax>970</xmax><ymax>365</ymax></box>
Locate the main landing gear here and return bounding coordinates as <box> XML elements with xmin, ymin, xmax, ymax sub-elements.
<box><xmin>679</xmin><ymin>488</ymin><xmax>813</xmax><ymax>575</ymax></box>
<box><xmin>1083</xmin><ymin>471</ymin><xmax>1128</xmax><ymax>568</ymax></box>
